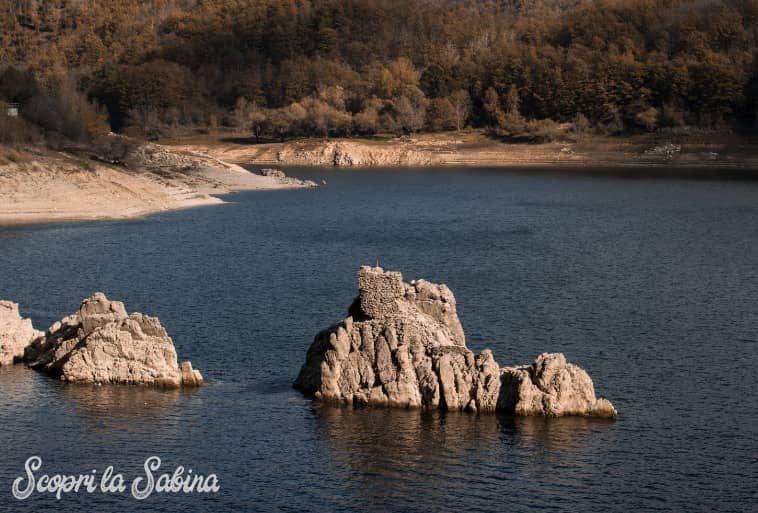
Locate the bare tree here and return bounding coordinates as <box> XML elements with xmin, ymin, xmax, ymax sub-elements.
<box><xmin>449</xmin><ymin>90</ymin><xmax>471</xmax><ymax>131</ymax></box>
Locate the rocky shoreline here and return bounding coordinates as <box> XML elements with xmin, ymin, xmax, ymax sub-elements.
<box><xmin>0</xmin><ymin>293</ymin><xmax>202</xmax><ymax>387</ymax></box>
<box><xmin>0</xmin><ymin>138</ymin><xmax>317</xmax><ymax>226</ymax></box>
<box><xmin>295</xmin><ymin>267</ymin><xmax>617</xmax><ymax>418</ymax></box>
<box><xmin>166</xmin><ymin>131</ymin><xmax>758</xmax><ymax>170</ymax></box>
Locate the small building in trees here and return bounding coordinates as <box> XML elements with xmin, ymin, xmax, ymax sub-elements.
<box><xmin>5</xmin><ymin>102</ymin><xmax>19</xmax><ymax>117</ymax></box>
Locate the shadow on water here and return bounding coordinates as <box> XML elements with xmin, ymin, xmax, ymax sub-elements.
<box><xmin>0</xmin><ymin>365</ymin><xmax>42</xmax><ymax>409</ymax></box>
<box><xmin>0</xmin><ymin>364</ymin><xmax>196</xmax><ymax>436</ymax></box>
<box><xmin>312</xmin><ymin>403</ymin><xmax>616</xmax><ymax>471</ymax></box>
<box><xmin>55</xmin><ymin>383</ymin><xmax>198</xmax><ymax>433</ymax></box>
<box><xmin>308</xmin><ymin>404</ymin><xmax>618</xmax><ymax>510</ymax></box>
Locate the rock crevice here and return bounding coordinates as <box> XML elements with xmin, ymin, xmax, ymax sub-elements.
<box><xmin>295</xmin><ymin>266</ymin><xmax>616</xmax><ymax>418</ymax></box>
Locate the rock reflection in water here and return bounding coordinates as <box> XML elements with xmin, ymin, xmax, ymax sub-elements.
<box><xmin>313</xmin><ymin>404</ymin><xmax>616</xmax><ymax>510</ymax></box>
<box><xmin>497</xmin><ymin>415</ymin><xmax>616</xmax><ymax>466</ymax></box>
<box><xmin>57</xmin><ymin>383</ymin><xmax>194</xmax><ymax>435</ymax></box>
<box><xmin>0</xmin><ymin>365</ymin><xmax>42</xmax><ymax>414</ymax></box>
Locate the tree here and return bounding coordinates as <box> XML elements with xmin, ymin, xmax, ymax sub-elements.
<box><xmin>504</xmin><ymin>85</ymin><xmax>520</xmax><ymax>115</ymax></box>
<box><xmin>635</xmin><ymin>107</ymin><xmax>659</xmax><ymax>131</ymax></box>
<box><xmin>232</xmin><ymin>97</ymin><xmax>251</xmax><ymax>134</ymax></box>
<box><xmin>300</xmin><ymin>96</ymin><xmax>352</xmax><ymax>137</ymax></box>
<box><xmin>571</xmin><ymin>113</ymin><xmax>592</xmax><ymax>138</ymax></box>
<box><xmin>0</xmin><ymin>66</ymin><xmax>38</xmax><ymax>103</ymax></box>
<box><xmin>483</xmin><ymin>87</ymin><xmax>501</xmax><ymax>127</ymax></box>
<box><xmin>228</xmin><ymin>97</ymin><xmax>267</xmax><ymax>140</ymax></box>
<box><xmin>3</xmin><ymin>0</ymin><xmax>758</xmax><ymax>137</ymax></box>
<box><xmin>249</xmin><ymin>107</ymin><xmax>268</xmax><ymax>142</ymax></box>
<box><xmin>24</xmin><ymin>74</ymin><xmax>108</xmax><ymax>142</ymax></box>
<box><xmin>92</xmin><ymin>61</ymin><xmax>194</xmax><ymax>132</ymax></box>
<box><xmin>427</xmin><ymin>97</ymin><xmax>456</xmax><ymax>131</ymax></box>
<box><xmin>374</xmin><ymin>58</ymin><xmax>421</xmax><ymax>99</ymax></box>
<box><xmin>449</xmin><ymin>90</ymin><xmax>471</xmax><ymax>131</ymax></box>
<box><xmin>268</xmin><ymin>102</ymin><xmax>308</xmax><ymax>140</ymax></box>
<box><xmin>353</xmin><ymin>97</ymin><xmax>383</xmax><ymax>135</ymax></box>
<box><xmin>394</xmin><ymin>96</ymin><xmax>424</xmax><ymax>133</ymax></box>
<box><xmin>688</xmin><ymin>52</ymin><xmax>747</xmax><ymax>126</ymax></box>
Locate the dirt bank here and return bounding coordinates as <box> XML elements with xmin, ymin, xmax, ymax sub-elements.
<box><xmin>0</xmin><ymin>140</ymin><xmax>317</xmax><ymax>225</ymax></box>
<box><xmin>163</xmin><ymin>131</ymin><xmax>758</xmax><ymax>170</ymax></box>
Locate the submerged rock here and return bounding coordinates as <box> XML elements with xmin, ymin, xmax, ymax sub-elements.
<box><xmin>294</xmin><ymin>266</ymin><xmax>616</xmax><ymax>418</ymax></box>
<box><xmin>0</xmin><ymin>301</ymin><xmax>42</xmax><ymax>366</ymax></box>
<box><xmin>25</xmin><ymin>293</ymin><xmax>203</xmax><ymax>387</ymax></box>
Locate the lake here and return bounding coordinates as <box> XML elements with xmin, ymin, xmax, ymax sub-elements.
<box><xmin>0</xmin><ymin>167</ymin><xmax>757</xmax><ymax>512</ymax></box>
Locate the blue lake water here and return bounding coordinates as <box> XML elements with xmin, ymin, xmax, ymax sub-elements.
<box><xmin>0</xmin><ymin>167</ymin><xmax>757</xmax><ymax>512</ymax></box>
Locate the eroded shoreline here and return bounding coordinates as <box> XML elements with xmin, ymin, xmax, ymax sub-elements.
<box><xmin>163</xmin><ymin>131</ymin><xmax>758</xmax><ymax>171</ymax></box>
<box><xmin>3</xmin><ymin>132</ymin><xmax>757</xmax><ymax>226</ymax></box>
<box><xmin>0</xmin><ymin>141</ymin><xmax>317</xmax><ymax>226</ymax></box>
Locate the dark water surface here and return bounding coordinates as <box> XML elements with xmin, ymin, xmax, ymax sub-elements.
<box><xmin>0</xmin><ymin>167</ymin><xmax>757</xmax><ymax>512</ymax></box>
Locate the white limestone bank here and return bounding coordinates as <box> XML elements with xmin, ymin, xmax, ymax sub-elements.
<box><xmin>295</xmin><ymin>266</ymin><xmax>617</xmax><ymax>418</ymax></box>
<box><xmin>0</xmin><ymin>139</ymin><xmax>317</xmax><ymax>226</ymax></box>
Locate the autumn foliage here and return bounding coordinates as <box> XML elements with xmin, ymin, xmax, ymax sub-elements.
<box><xmin>1</xmin><ymin>0</ymin><xmax>757</xmax><ymax>141</ymax></box>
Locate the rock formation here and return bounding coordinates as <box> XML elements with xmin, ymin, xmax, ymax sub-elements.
<box><xmin>499</xmin><ymin>353</ymin><xmax>617</xmax><ymax>417</ymax></box>
<box><xmin>294</xmin><ymin>266</ymin><xmax>616</xmax><ymax>418</ymax></box>
<box><xmin>24</xmin><ymin>293</ymin><xmax>203</xmax><ymax>387</ymax></box>
<box><xmin>0</xmin><ymin>301</ymin><xmax>42</xmax><ymax>366</ymax></box>
<box><xmin>256</xmin><ymin>167</ymin><xmax>318</xmax><ymax>187</ymax></box>
<box><xmin>258</xmin><ymin>168</ymin><xmax>286</xmax><ymax>178</ymax></box>
<box><xmin>275</xmin><ymin>140</ymin><xmax>436</xmax><ymax>167</ymax></box>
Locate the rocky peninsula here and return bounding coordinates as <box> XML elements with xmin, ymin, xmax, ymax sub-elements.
<box><xmin>1</xmin><ymin>293</ymin><xmax>202</xmax><ymax>387</ymax></box>
<box><xmin>0</xmin><ymin>137</ymin><xmax>317</xmax><ymax>226</ymax></box>
<box><xmin>295</xmin><ymin>266</ymin><xmax>617</xmax><ymax>418</ymax></box>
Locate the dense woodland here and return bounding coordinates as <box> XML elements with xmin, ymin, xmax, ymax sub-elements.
<box><xmin>1</xmin><ymin>0</ymin><xmax>757</xmax><ymax>144</ymax></box>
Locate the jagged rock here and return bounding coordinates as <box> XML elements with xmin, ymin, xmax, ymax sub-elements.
<box><xmin>180</xmin><ymin>361</ymin><xmax>204</xmax><ymax>386</ymax></box>
<box><xmin>277</xmin><ymin>140</ymin><xmax>436</xmax><ymax>167</ymax></box>
<box><xmin>294</xmin><ymin>266</ymin><xmax>616</xmax><ymax>418</ymax></box>
<box><xmin>0</xmin><ymin>301</ymin><xmax>42</xmax><ymax>366</ymax></box>
<box><xmin>126</xmin><ymin>143</ymin><xmax>200</xmax><ymax>172</ymax></box>
<box><xmin>25</xmin><ymin>293</ymin><xmax>203</xmax><ymax>387</ymax></box>
<box><xmin>258</xmin><ymin>168</ymin><xmax>286</xmax><ymax>178</ymax></box>
<box><xmin>499</xmin><ymin>353</ymin><xmax>617</xmax><ymax>418</ymax></box>
<box><xmin>258</xmin><ymin>167</ymin><xmax>318</xmax><ymax>188</ymax></box>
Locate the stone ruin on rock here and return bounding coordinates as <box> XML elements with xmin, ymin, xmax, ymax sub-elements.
<box><xmin>294</xmin><ymin>266</ymin><xmax>616</xmax><ymax>418</ymax></box>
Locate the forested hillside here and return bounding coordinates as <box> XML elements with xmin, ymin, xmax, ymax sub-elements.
<box><xmin>1</xmin><ymin>0</ymin><xmax>757</xmax><ymax>142</ymax></box>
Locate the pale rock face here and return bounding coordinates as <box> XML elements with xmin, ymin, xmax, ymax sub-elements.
<box><xmin>258</xmin><ymin>168</ymin><xmax>286</xmax><ymax>178</ymax></box>
<box><xmin>79</xmin><ymin>293</ymin><xmax>128</xmax><ymax>333</ymax></box>
<box><xmin>25</xmin><ymin>293</ymin><xmax>202</xmax><ymax>387</ymax></box>
<box><xmin>499</xmin><ymin>353</ymin><xmax>617</xmax><ymax>418</ymax></box>
<box><xmin>0</xmin><ymin>301</ymin><xmax>42</xmax><ymax>366</ymax></box>
<box><xmin>294</xmin><ymin>267</ymin><xmax>616</xmax><ymax>418</ymax></box>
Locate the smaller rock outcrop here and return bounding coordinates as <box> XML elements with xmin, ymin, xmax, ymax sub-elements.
<box><xmin>257</xmin><ymin>167</ymin><xmax>318</xmax><ymax>188</ymax></box>
<box><xmin>499</xmin><ymin>353</ymin><xmax>617</xmax><ymax>418</ymax></box>
<box><xmin>258</xmin><ymin>168</ymin><xmax>286</xmax><ymax>178</ymax></box>
<box><xmin>0</xmin><ymin>301</ymin><xmax>42</xmax><ymax>366</ymax></box>
<box><xmin>25</xmin><ymin>293</ymin><xmax>203</xmax><ymax>387</ymax></box>
<box><xmin>295</xmin><ymin>266</ymin><xmax>616</xmax><ymax>418</ymax></box>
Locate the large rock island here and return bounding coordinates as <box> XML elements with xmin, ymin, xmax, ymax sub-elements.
<box><xmin>0</xmin><ymin>293</ymin><xmax>203</xmax><ymax>387</ymax></box>
<box><xmin>295</xmin><ymin>266</ymin><xmax>616</xmax><ymax>418</ymax></box>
